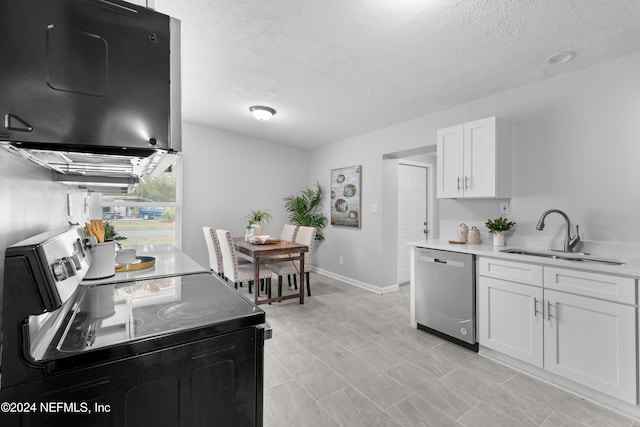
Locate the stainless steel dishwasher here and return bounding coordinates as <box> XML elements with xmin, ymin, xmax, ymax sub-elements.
<box><xmin>415</xmin><ymin>247</ymin><xmax>477</xmax><ymax>351</ymax></box>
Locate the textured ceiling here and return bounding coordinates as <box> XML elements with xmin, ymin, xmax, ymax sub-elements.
<box><xmin>153</xmin><ymin>0</ymin><xmax>640</xmax><ymax>149</ymax></box>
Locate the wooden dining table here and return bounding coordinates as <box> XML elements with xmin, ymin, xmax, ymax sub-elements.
<box><xmin>233</xmin><ymin>238</ymin><xmax>309</xmax><ymax>305</ymax></box>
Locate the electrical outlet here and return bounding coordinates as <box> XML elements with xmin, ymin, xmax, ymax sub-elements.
<box><xmin>339</xmin><ymin>256</ymin><xmax>344</xmax><ymax>265</ymax></box>
<box><xmin>500</xmin><ymin>202</ymin><xmax>509</xmax><ymax>214</ymax></box>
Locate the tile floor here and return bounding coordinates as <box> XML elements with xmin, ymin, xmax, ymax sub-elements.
<box><xmin>259</xmin><ymin>273</ymin><xmax>639</xmax><ymax>427</ymax></box>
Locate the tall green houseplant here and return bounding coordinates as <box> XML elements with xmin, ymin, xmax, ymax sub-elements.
<box><xmin>283</xmin><ymin>182</ymin><xmax>327</xmax><ymax>241</ymax></box>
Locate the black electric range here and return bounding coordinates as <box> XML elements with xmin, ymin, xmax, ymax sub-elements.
<box><xmin>0</xmin><ymin>225</ymin><xmax>268</xmax><ymax>427</ymax></box>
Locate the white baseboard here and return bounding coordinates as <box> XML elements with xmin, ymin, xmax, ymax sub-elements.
<box><xmin>311</xmin><ymin>266</ymin><xmax>399</xmax><ymax>295</ymax></box>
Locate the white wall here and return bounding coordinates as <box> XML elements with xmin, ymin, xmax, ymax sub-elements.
<box><xmin>309</xmin><ymin>50</ymin><xmax>640</xmax><ymax>290</ymax></box>
<box><xmin>180</xmin><ymin>122</ymin><xmax>311</xmax><ymax>269</ymax></box>
<box><xmin>1</xmin><ymin>49</ymin><xmax>638</xmax><ymax>305</ymax></box>
<box><xmin>0</xmin><ymin>149</ymin><xmax>86</xmax><ymax>330</ymax></box>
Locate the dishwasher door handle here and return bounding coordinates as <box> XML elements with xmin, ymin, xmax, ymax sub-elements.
<box><xmin>418</xmin><ymin>256</ymin><xmax>466</xmax><ymax>268</ymax></box>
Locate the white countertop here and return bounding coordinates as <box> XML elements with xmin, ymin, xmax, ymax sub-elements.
<box><xmin>82</xmin><ymin>244</ymin><xmax>209</xmax><ymax>285</ymax></box>
<box><xmin>408</xmin><ymin>239</ymin><xmax>640</xmax><ymax>278</ymax></box>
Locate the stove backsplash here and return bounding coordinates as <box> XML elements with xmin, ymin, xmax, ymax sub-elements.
<box><xmin>0</xmin><ymin>149</ymin><xmax>88</xmax><ymax>336</ymax></box>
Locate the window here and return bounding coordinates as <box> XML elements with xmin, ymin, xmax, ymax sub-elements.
<box><xmin>96</xmin><ymin>161</ymin><xmax>180</xmax><ymax>248</ymax></box>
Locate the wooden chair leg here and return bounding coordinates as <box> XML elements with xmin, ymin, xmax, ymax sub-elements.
<box><xmin>260</xmin><ymin>278</ymin><xmax>265</xmax><ymax>292</ymax></box>
<box><xmin>293</xmin><ymin>274</ymin><xmax>297</xmax><ymax>290</ymax></box>
<box><xmin>306</xmin><ymin>271</ymin><xmax>311</xmax><ymax>296</ymax></box>
<box><xmin>278</xmin><ymin>276</ymin><xmax>283</xmax><ymax>297</ymax></box>
<box><xmin>267</xmin><ymin>278</ymin><xmax>272</xmax><ymax>303</ymax></box>
<box><xmin>287</xmin><ymin>275</ymin><xmax>292</xmax><ymax>288</ymax></box>
<box><xmin>248</xmin><ymin>280</ymin><xmax>253</xmax><ymax>294</ymax></box>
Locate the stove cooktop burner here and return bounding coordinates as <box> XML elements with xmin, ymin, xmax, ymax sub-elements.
<box><xmin>128</xmin><ymin>274</ymin><xmax>259</xmax><ymax>338</ymax></box>
<box><xmin>157</xmin><ymin>301</ymin><xmax>220</xmax><ymax>322</ymax></box>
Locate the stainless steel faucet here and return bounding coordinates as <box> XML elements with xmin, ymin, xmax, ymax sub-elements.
<box><xmin>535</xmin><ymin>209</ymin><xmax>581</xmax><ymax>252</ymax></box>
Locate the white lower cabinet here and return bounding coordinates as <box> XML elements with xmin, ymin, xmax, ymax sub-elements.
<box><xmin>479</xmin><ymin>257</ymin><xmax>638</xmax><ymax>405</ymax></box>
<box><xmin>544</xmin><ymin>289</ymin><xmax>636</xmax><ymax>403</ymax></box>
<box><xmin>479</xmin><ymin>277</ymin><xmax>543</xmax><ymax>367</ymax></box>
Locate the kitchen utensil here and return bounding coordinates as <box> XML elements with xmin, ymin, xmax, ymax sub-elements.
<box><xmin>90</xmin><ymin>220</ymin><xmax>105</xmax><ymax>243</ymax></box>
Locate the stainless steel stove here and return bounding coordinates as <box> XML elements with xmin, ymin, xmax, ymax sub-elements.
<box><xmin>0</xmin><ymin>225</ymin><xmax>268</xmax><ymax>426</ymax></box>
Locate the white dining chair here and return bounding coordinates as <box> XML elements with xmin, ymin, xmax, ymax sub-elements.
<box><xmin>202</xmin><ymin>226</ymin><xmax>224</xmax><ymax>277</ymax></box>
<box><xmin>203</xmin><ymin>226</ymin><xmax>251</xmax><ymax>278</ymax></box>
<box><xmin>216</xmin><ymin>229</ymin><xmax>274</xmax><ymax>295</ymax></box>
<box><xmin>260</xmin><ymin>223</ymin><xmax>298</xmax><ymax>260</ymax></box>
<box><xmin>280</xmin><ymin>224</ymin><xmax>298</xmax><ymax>242</ymax></box>
<box><xmin>266</xmin><ymin>225</ymin><xmax>316</xmax><ymax>297</ymax></box>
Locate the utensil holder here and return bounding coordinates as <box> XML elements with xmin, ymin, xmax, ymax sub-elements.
<box><xmin>85</xmin><ymin>241</ymin><xmax>116</xmax><ymax>280</ymax></box>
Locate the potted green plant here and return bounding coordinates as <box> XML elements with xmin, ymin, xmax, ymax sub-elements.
<box><xmin>283</xmin><ymin>182</ymin><xmax>327</xmax><ymax>241</ymax></box>
<box><xmin>104</xmin><ymin>221</ymin><xmax>128</xmax><ymax>248</ymax></box>
<box><xmin>485</xmin><ymin>217</ymin><xmax>516</xmax><ymax>246</ymax></box>
<box><xmin>243</xmin><ymin>209</ymin><xmax>272</xmax><ymax>235</ymax></box>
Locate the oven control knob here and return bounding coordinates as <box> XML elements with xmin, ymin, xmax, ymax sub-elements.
<box><xmin>69</xmin><ymin>254</ymin><xmax>82</xmax><ymax>270</ymax></box>
<box><xmin>52</xmin><ymin>258</ymin><xmax>77</xmax><ymax>281</ymax></box>
<box><xmin>52</xmin><ymin>261</ymin><xmax>67</xmax><ymax>281</ymax></box>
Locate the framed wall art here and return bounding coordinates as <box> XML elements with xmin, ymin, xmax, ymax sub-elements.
<box><xmin>330</xmin><ymin>165</ymin><xmax>361</xmax><ymax>228</ymax></box>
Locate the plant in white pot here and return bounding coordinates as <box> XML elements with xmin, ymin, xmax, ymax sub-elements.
<box><xmin>104</xmin><ymin>221</ymin><xmax>128</xmax><ymax>248</ymax></box>
<box><xmin>485</xmin><ymin>217</ymin><xmax>516</xmax><ymax>246</ymax></box>
<box><xmin>243</xmin><ymin>209</ymin><xmax>272</xmax><ymax>237</ymax></box>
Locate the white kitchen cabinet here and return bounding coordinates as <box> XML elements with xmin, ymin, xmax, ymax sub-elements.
<box><xmin>544</xmin><ymin>267</ymin><xmax>636</xmax><ymax>304</ymax></box>
<box><xmin>479</xmin><ymin>257</ymin><xmax>543</xmax><ymax>287</ymax></box>
<box><xmin>544</xmin><ymin>289</ymin><xmax>636</xmax><ymax>404</ymax></box>
<box><xmin>436</xmin><ymin>123</ymin><xmax>464</xmax><ymax>198</ymax></box>
<box><xmin>479</xmin><ymin>276</ymin><xmax>544</xmax><ymax>367</ymax></box>
<box><xmin>478</xmin><ymin>257</ymin><xmax>638</xmax><ymax>404</ymax></box>
<box><xmin>436</xmin><ymin>116</ymin><xmax>511</xmax><ymax>199</ymax></box>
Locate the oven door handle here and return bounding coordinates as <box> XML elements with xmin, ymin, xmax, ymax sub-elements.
<box><xmin>257</xmin><ymin>322</ymin><xmax>272</xmax><ymax>341</ymax></box>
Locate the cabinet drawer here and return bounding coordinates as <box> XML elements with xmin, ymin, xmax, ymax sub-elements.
<box><xmin>479</xmin><ymin>257</ymin><xmax>543</xmax><ymax>287</ymax></box>
<box><xmin>544</xmin><ymin>267</ymin><xmax>636</xmax><ymax>304</ymax></box>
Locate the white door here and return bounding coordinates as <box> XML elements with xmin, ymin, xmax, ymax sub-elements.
<box><xmin>397</xmin><ymin>162</ymin><xmax>427</xmax><ymax>284</ymax></box>
<box><xmin>478</xmin><ymin>277</ymin><xmax>544</xmax><ymax>367</ymax></box>
<box><xmin>543</xmin><ymin>289</ymin><xmax>637</xmax><ymax>404</ymax></box>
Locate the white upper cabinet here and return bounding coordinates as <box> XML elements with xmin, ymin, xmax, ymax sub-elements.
<box><xmin>435</xmin><ymin>124</ymin><xmax>464</xmax><ymax>198</ymax></box>
<box><xmin>436</xmin><ymin>116</ymin><xmax>511</xmax><ymax>199</ymax></box>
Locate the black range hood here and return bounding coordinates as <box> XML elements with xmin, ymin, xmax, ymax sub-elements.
<box><xmin>0</xmin><ymin>0</ymin><xmax>181</xmax><ymax>190</ymax></box>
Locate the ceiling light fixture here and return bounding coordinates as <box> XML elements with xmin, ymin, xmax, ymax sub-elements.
<box><xmin>545</xmin><ymin>51</ymin><xmax>576</xmax><ymax>65</ymax></box>
<box><xmin>249</xmin><ymin>105</ymin><xmax>276</xmax><ymax>121</ymax></box>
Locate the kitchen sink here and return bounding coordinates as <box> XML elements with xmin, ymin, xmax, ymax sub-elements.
<box><xmin>499</xmin><ymin>248</ymin><xmax>625</xmax><ymax>266</ymax></box>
